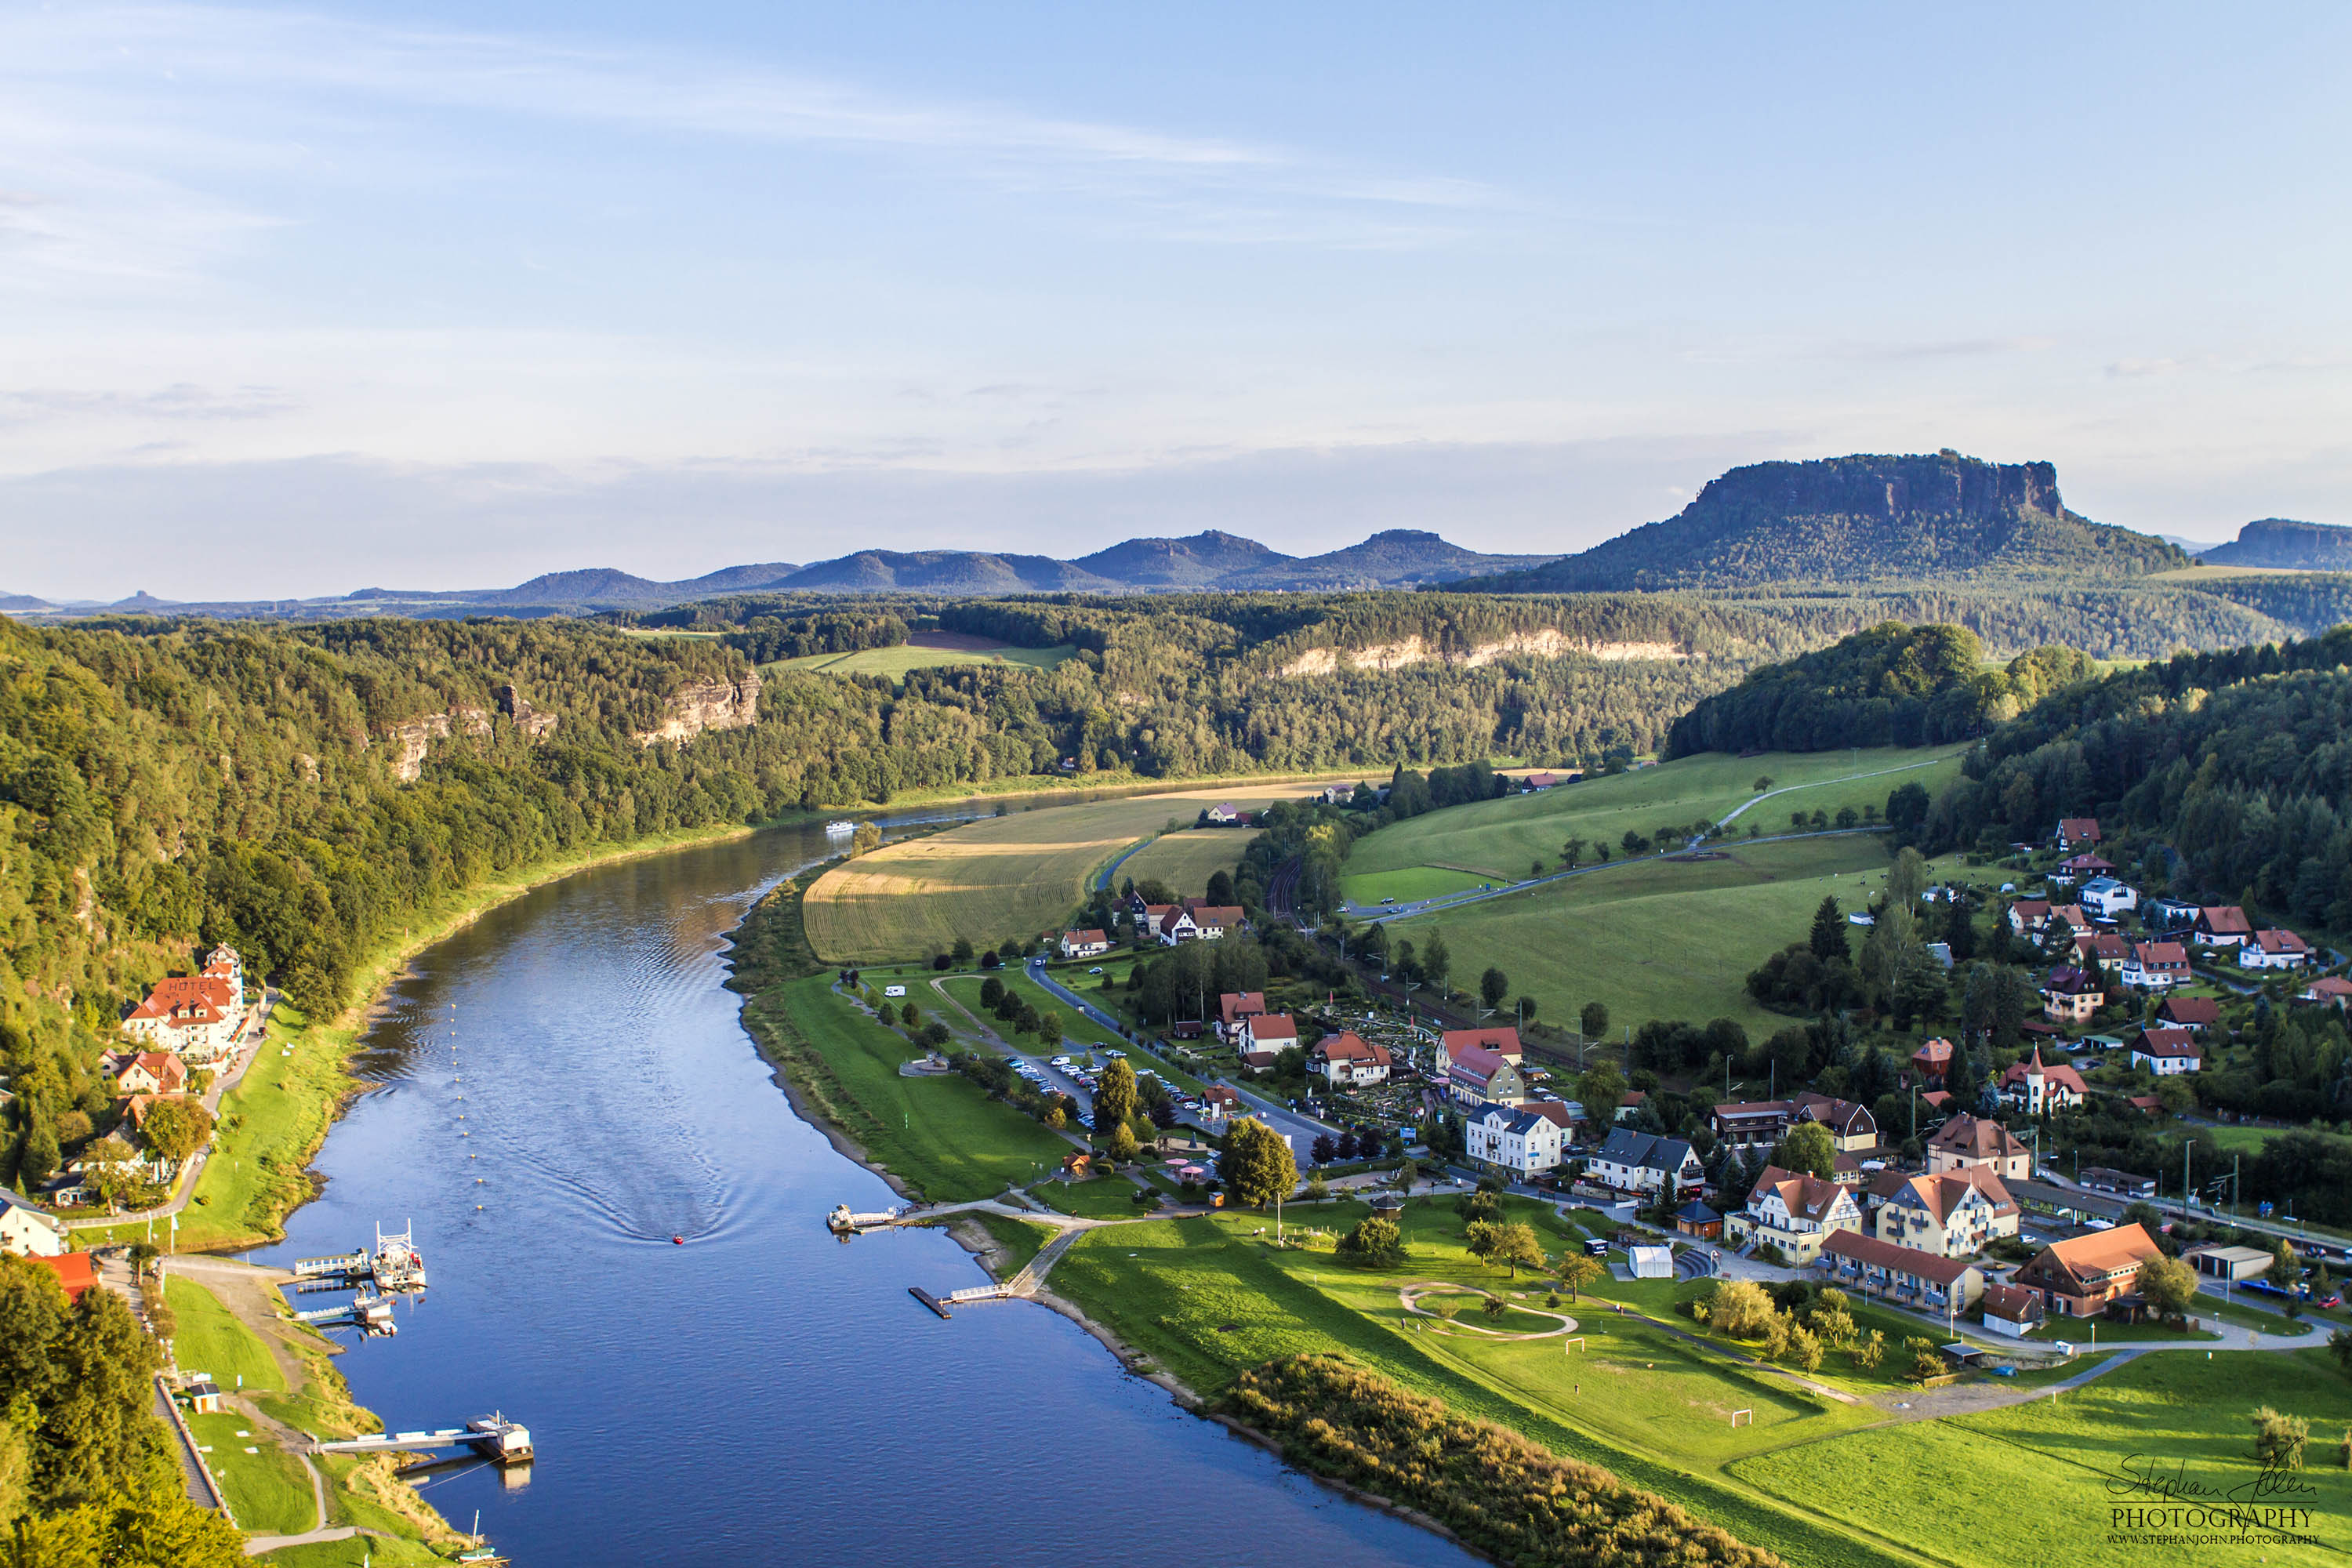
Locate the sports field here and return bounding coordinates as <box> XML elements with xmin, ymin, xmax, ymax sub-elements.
<box><xmin>776</xmin><ymin>633</ymin><xmax>1073</xmax><ymax>679</ymax></box>
<box><xmin>1112</xmin><ymin>828</ymin><xmax>1249</xmax><ymax>898</ymax></box>
<box><xmin>1385</xmin><ymin>833</ymin><xmax>1998</xmax><ymax>1033</ymax></box>
<box><xmin>804</xmin><ymin>785</ymin><xmax>1313</xmax><ymax>962</ymax></box>
<box><xmin>1340</xmin><ymin>744</ymin><xmax>1969</xmax><ymax>903</ymax></box>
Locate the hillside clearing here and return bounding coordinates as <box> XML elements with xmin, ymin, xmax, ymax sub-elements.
<box><xmin>1345</xmin><ymin>744</ymin><xmax>1969</xmax><ymax>887</ymax></box>
<box><xmin>1386</xmin><ymin>833</ymin><xmax>1998</xmax><ymax>1033</ymax></box>
<box><xmin>774</xmin><ymin>635</ymin><xmax>1074</xmax><ymax>679</ymax></box>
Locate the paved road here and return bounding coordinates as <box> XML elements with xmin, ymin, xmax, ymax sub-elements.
<box><xmin>67</xmin><ymin>990</ymin><xmax>279</xmax><ymax>1232</ymax></box>
<box><xmin>1093</xmin><ymin>836</ymin><xmax>1158</xmax><ymax>893</ymax></box>
<box><xmin>1025</xmin><ymin>960</ymin><xmax>1332</xmax><ymax>1149</ymax></box>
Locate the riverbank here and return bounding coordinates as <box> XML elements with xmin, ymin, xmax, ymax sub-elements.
<box><xmin>74</xmin><ymin>818</ymin><xmax>773</xmax><ymax>1254</ymax></box>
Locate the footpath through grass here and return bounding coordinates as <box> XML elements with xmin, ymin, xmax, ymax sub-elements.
<box><xmin>1733</xmin><ymin>1348</ymin><xmax>2352</xmax><ymax>1568</ymax></box>
<box><xmin>163</xmin><ymin>1276</ymin><xmax>285</xmax><ymax>1394</ymax></box>
<box><xmin>744</xmin><ymin>973</ymin><xmax>1073</xmax><ymax>1201</ymax></box>
<box><xmin>1047</xmin><ymin>1196</ymin><xmax>1929</xmax><ymax>1568</ymax></box>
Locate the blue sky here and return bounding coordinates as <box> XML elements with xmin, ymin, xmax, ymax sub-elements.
<box><xmin>3</xmin><ymin>2</ymin><xmax>2347</xmax><ymax>599</ymax></box>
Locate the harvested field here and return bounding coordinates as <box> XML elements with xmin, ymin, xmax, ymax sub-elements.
<box><xmin>1114</xmin><ymin>828</ymin><xmax>1249</xmax><ymax>899</ymax></box>
<box><xmin>804</xmin><ymin>785</ymin><xmax>1309</xmax><ymax>961</ymax></box>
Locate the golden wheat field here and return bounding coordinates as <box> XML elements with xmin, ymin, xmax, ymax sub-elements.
<box><xmin>804</xmin><ymin>786</ymin><xmax>1310</xmax><ymax>962</ymax></box>
<box><xmin>1111</xmin><ymin>828</ymin><xmax>1249</xmax><ymax>900</ymax></box>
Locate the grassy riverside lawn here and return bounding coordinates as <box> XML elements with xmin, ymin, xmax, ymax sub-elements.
<box><xmin>1046</xmin><ymin>1196</ymin><xmax>1929</xmax><ymax>1568</ymax></box>
<box><xmin>164</xmin><ymin>1276</ymin><xmax>286</xmax><ymax>1393</ymax></box>
<box><xmin>804</xmin><ymin>783</ymin><xmax>1329</xmax><ymax>964</ymax></box>
<box><xmin>1341</xmin><ymin>744</ymin><xmax>1970</xmax><ymax>895</ymax></box>
<box><xmin>257</xmin><ymin>1538</ymin><xmax>447</xmax><ymax>1567</ymax></box>
<box><xmin>186</xmin><ymin>1410</ymin><xmax>314</xmax><ymax>1536</ymax></box>
<box><xmin>1385</xmin><ymin>833</ymin><xmax>2004</xmax><ymax>1034</ymax></box>
<box><xmin>1731</xmin><ymin>1348</ymin><xmax>2352</xmax><ymax>1568</ymax></box>
<box><xmin>1113</xmin><ymin>828</ymin><xmax>1250</xmax><ymax>898</ymax></box>
<box><xmin>742</xmin><ymin>972</ymin><xmax>1073</xmax><ymax>1202</ymax></box>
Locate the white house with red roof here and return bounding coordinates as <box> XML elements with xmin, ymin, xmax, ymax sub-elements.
<box><xmin>2123</xmin><ymin>941</ymin><xmax>2190</xmax><ymax>990</ymax></box>
<box><xmin>2240</xmin><ymin>929</ymin><xmax>2313</xmax><ymax>971</ymax></box>
<box><xmin>1999</xmin><ymin>1047</ymin><xmax>2086</xmax><ymax>1114</ymax></box>
<box><xmin>1058</xmin><ymin>929</ymin><xmax>1111</xmax><ymax>960</ymax></box>
<box><xmin>122</xmin><ymin>975</ymin><xmax>239</xmax><ymax>1059</ymax></box>
<box><xmin>107</xmin><ymin>1051</ymin><xmax>187</xmax><ymax>1098</ymax></box>
<box><xmin>2128</xmin><ymin>1026</ymin><xmax>2201</xmax><ymax>1076</ymax></box>
<box><xmin>1726</xmin><ymin>1164</ymin><xmax>1863</xmax><ymax>1263</ymax></box>
<box><xmin>2054</xmin><ymin>818</ymin><xmax>2102</xmax><ymax>851</ymax></box>
<box><xmin>1308</xmin><ymin>1032</ymin><xmax>1392</xmax><ymax>1087</ymax></box>
<box><xmin>1237</xmin><ymin>1013</ymin><xmax>1297</xmax><ymax>1056</ymax></box>
<box><xmin>2194</xmin><ymin>906</ymin><xmax>2254</xmax><ymax>947</ymax></box>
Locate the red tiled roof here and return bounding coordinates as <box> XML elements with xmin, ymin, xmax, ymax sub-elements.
<box><xmin>126</xmin><ymin>975</ymin><xmax>233</xmax><ymax>1025</ymax></box>
<box><xmin>1980</xmin><ymin>1281</ymin><xmax>2044</xmax><ymax>1321</ymax></box>
<box><xmin>1822</xmin><ymin>1228</ymin><xmax>1975</xmax><ymax>1287</ymax></box>
<box><xmin>2252</xmin><ymin>929</ymin><xmax>2310</xmax><ymax>956</ymax></box>
<box><xmin>2198</xmin><ymin>906</ymin><xmax>2252</xmax><ymax>935</ymax></box>
<box><xmin>1245</xmin><ymin>1014</ymin><xmax>1297</xmax><ymax>1042</ymax></box>
<box><xmin>2158</xmin><ymin>996</ymin><xmax>2221</xmax><ymax>1026</ymax></box>
<box><xmin>1911</xmin><ymin>1037</ymin><xmax>1954</xmax><ymax>1068</ymax></box>
<box><xmin>2017</xmin><ymin>1225</ymin><xmax>2162</xmax><ymax>1296</ymax></box>
<box><xmin>1748</xmin><ymin>1164</ymin><xmax>1849</xmax><ymax>1223</ymax></box>
<box><xmin>1312</xmin><ymin>1033</ymin><xmax>1391</xmax><ymax>1067</ymax></box>
<box><xmin>2003</xmin><ymin>1047</ymin><xmax>2087</xmax><ymax>1094</ymax></box>
<box><xmin>1928</xmin><ymin>1114</ymin><xmax>2026</xmax><ymax>1161</ymax></box>
<box><xmin>1441</xmin><ymin>1027</ymin><xmax>1522</xmax><ymax>1059</ymax></box>
<box><xmin>1218</xmin><ymin>992</ymin><xmax>1267</xmax><ymax>1025</ymax></box>
<box><xmin>2133</xmin><ymin>942</ymin><xmax>2188</xmax><ymax>965</ymax></box>
<box><xmin>29</xmin><ymin>1253</ymin><xmax>96</xmax><ymax>1301</ymax></box>
<box><xmin>2131</xmin><ymin>1027</ymin><xmax>2198</xmax><ymax>1061</ymax></box>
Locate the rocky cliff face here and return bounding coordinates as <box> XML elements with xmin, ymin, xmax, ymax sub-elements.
<box><xmin>377</xmin><ymin>707</ymin><xmax>491</xmax><ymax>782</ymax></box>
<box><xmin>633</xmin><ymin>669</ymin><xmax>762</xmax><ymax>746</ymax></box>
<box><xmin>1690</xmin><ymin>452</ymin><xmax>2063</xmax><ymax>524</ymax></box>
<box><xmin>1279</xmin><ymin>630</ymin><xmax>1689</xmax><ymax>677</ymax></box>
<box><xmin>2199</xmin><ymin>517</ymin><xmax>2352</xmax><ymax>570</ymax></box>
<box><xmin>496</xmin><ymin>683</ymin><xmax>561</xmax><ymax>739</ymax></box>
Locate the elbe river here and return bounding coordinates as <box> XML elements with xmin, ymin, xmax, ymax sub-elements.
<box><xmin>249</xmin><ymin>818</ymin><xmax>1476</xmax><ymax>1566</ymax></box>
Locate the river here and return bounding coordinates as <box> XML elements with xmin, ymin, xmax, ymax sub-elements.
<box><xmin>249</xmin><ymin>820</ymin><xmax>1476</xmax><ymax>1566</ymax></box>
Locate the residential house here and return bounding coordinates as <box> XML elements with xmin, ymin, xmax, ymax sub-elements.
<box><xmin>2051</xmin><ymin>852</ymin><xmax>2114</xmax><ymax>885</ymax></box>
<box><xmin>2127</xmin><ymin>1026</ymin><xmax>2201</xmax><ymax>1076</ymax></box>
<box><xmin>0</xmin><ymin>1189</ymin><xmax>66</xmax><ymax>1257</ymax></box>
<box><xmin>1204</xmin><ymin>803</ymin><xmax>1241</xmax><ymax>825</ymax></box>
<box><xmin>1926</xmin><ymin>1114</ymin><xmax>2031</xmax><ymax>1181</ymax></box>
<box><xmin>2155</xmin><ymin>996</ymin><xmax>2221</xmax><ymax>1034</ymax></box>
<box><xmin>1523</xmin><ymin>771</ymin><xmax>1559</xmax><ymax>792</ymax></box>
<box><xmin>1446</xmin><ymin>1045</ymin><xmax>1526</xmax><ymax>1108</ymax></box>
<box><xmin>2240</xmin><ymin>929</ymin><xmax>2313</xmax><ymax>971</ymax></box>
<box><xmin>1308</xmin><ymin>1033</ymin><xmax>1392</xmax><ymax>1087</ymax></box>
<box><xmin>1979</xmin><ymin>1281</ymin><xmax>2046</xmax><ymax>1338</ymax></box>
<box><xmin>2040</xmin><ymin>966</ymin><xmax>2104</xmax><ymax>1025</ymax></box>
<box><xmin>1180</xmin><ymin>904</ymin><xmax>1245</xmax><ymax>941</ymax></box>
<box><xmin>2008</xmin><ymin>900</ymin><xmax>2054</xmax><ymax>937</ymax></box>
<box><xmin>1465</xmin><ymin>1105</ymin><xmax>1566</xmax><ymax>1178</ymax></box>
<box><xmin>2054</xmin><ymin>818</ymin><xmax>2102</xmax><ymax>851</ymax></box>
<box><xmin>2013</xmin><ymin>1224</ymin><xmax>2164</xmax><ymax>1317</ymax></box>
<box><xmin>1819</xmin><ymin>1230</ymin><xmax>1985</xmax><ymax>1314</ymax></box>
<box><xmin>2123</xmin><ymin>941</ymin><xmax>2190</xmax><ymax>990</ymax></box>
<box><xmin>1583</xmin><ymin>1128</ymin><xmax>1702</xmax><ymax>1197</ymax></box>
<box><xmin>1153</xmin><ymin>907</ymin><xmax>1201</xmax><ymax>945</ymax></box>
<box><xmin>2144</xmin><ymin>896</ymin><xmax>2201</xmax><ymax>934</ymax></box>
<box><xmin>2000</xmin><ymin>1047</ymin><xmax>2087</xmax><ymax>1114</ymax></box>
<box><xmin>1876</xmin><ymin>1169</ymin><xmax>2019</xmax><ymax>1256</ymax></box>
<box><xmin>1909</xmin><ymin>1036</ymin><xmax>1955</xmax><ymax>1083</ymax></box>
<box><xmin>108</xmin><ymin>1051</ymin><xmax>187</xmax><ymax>1098</ymax></box>
<box><xmin>1215</xmin><ymin>992</ymin><xmax>1268</xmax><ymax>1041</ymax></box>
<box><xmin>1134</xmin><ymin>902</ymin><xmax>1177</xmax><ymax>936</ymax></box>
<box><xmin>122</xmin><ymin>975</ymin><xmax>239</xmax><ymax>1060</ymax></box>
<box><xmin>1237</xmin><ymin>1014</ymin><xmax>1298</xmax><ymax>1057</ymax></box>
<box><xmin>1794</xmin><ymin>1092</ymin><xmax>1878</xmax><ymax>1152</ymax></box>
<box><xmin>2300</xmin><ymin>976</ymin><xmax>2352</xmax><ymax>1008</ymax></box>
<box><xmin>2050</xmin><ymin>904</ymin><xmax>2094</xmax><ymax>940</ymax></box>
<box><xmin>1725</xmin><ymin>1164</ymin><xmax>1864</xmax><ymax>1264</ymax></box>
<box><xmin>2194</xmin><ymin>906</ymin><xmax>2254</xmax><ymax>947</ymax></box>
<box><xmin>1200</xmin><ymin>1085</ymin><xmax>1241</xmax><ymax>1121</ymax></box>
<box><xmin>1711</xmin><ymin>1099</ymin><xmax>1797</xmax><ymax>1150</ymax></box>
<box><xmin>27</xmin><ymin>1253</ymin><xmax>96</xmax><ymax>1304</ymax></box>
<box><xmin>2078</xmin><ymin>877</ymin><xmax>2139</xmax><ymax>919</ymax></box>
<box><xmin>1058</xmin><ymin>929</ymin><xmax>1111</xmax><ymax>961</ymax></box>
<box><xmin>1439</xmin><ymin>1027</ymin><xmax>1523</xmax><ymax>1069</ymax></box>
<box><xmin>2074</xmin><ymin>931</ymin><xmax>2128</xmax><ymax>973</ymax></box>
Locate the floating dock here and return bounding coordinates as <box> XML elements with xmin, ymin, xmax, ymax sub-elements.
<box><xmin>292</xmin><ymin>1221</ymin><xmax>430</xmax><ymax>1293</ymax></box>
<box><xmin>293</xmin><ymin>1290</ymin><xmax>397</xmax><ymax>1336</ymax></box>
<box><xmin>828</xmin><ymin>1203</ymin><xmax>906</xmax><ymax>1234</ymax></box>
<box><xmin>909</xmin><ymin>1287</ymin><xmax>953</xmax><ymax>1319</ymax></box>
<box><xmin>314</xmin><ymin>1414</ymin><xmax>532</xmax><ymax>1465</ymax></box>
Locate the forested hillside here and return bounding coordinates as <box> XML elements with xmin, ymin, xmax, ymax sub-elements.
<box><xmin>1919</xmin><ymin>624</ymin><xmax>2352</xmax><ymax>933</ymax></box>
<box><xmin>1666</xmin><ymin>623</ymin><xmax>2094</xmax><ymax>754</ymax></box>
<box><xmin>1466</xmin><ymin>452</ymin><xmax>2184</xmax><ymax>592</ymax></box>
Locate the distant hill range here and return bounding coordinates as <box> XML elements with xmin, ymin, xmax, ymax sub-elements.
<box><xmin>2194</xmin><ymin>517</ymin><xmax>2352</xmax><ymax>571</ymax></box>
<box><xmin>1458</xmin><ymin>451</ymin><xmax>2187</xmax><ymax>593</ymax></box>
<box><xmin>6</xmin><ymin>529</ymin><xmax>1555</xmax><ymax>619</ymax></box>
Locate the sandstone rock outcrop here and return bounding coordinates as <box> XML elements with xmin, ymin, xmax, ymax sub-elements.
<box><xmin>633</xmin><ymin>669</ymin><xmax>762</xmax><ymax>746</ymax></box>
<box><xmin>1279</xmin><ymin>631</ymin><xmax>1688</xmax><ymax>677</ymax></box>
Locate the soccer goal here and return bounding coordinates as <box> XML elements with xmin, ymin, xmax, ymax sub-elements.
<box><xmin>1562</xmin><ymin>1337</ymin><xmax>1586</xmax><ymax>1352</ymax></box>
<box><xmin>1730</xmin><ymin>1410</ymin><xmax>1754</xmax><ymax>1428</ymax></box>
